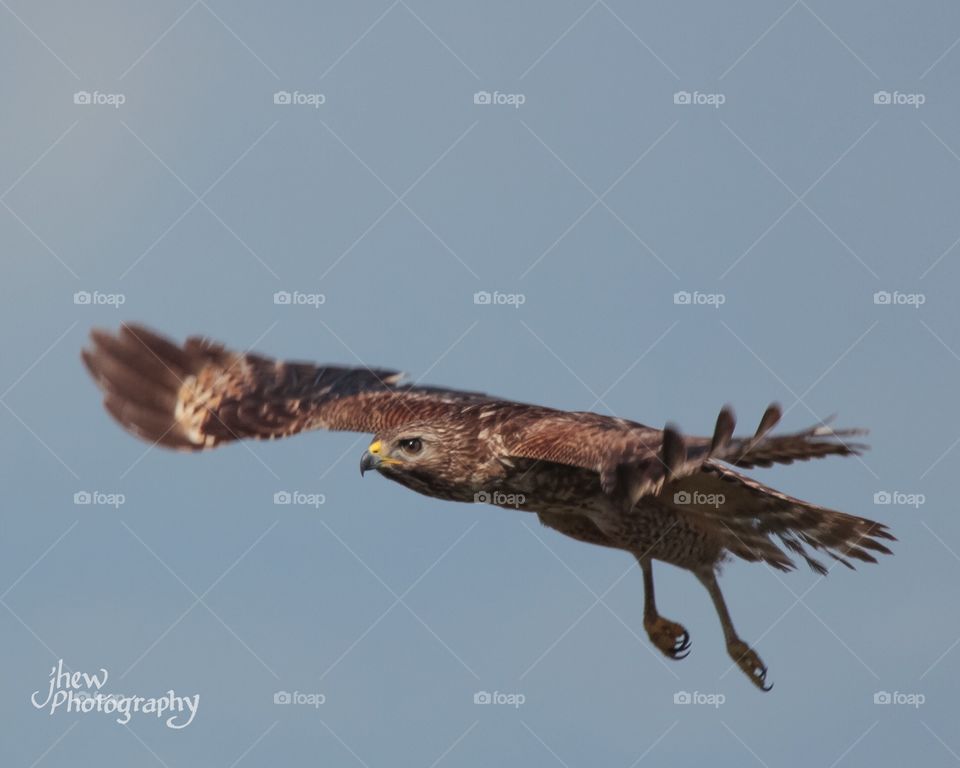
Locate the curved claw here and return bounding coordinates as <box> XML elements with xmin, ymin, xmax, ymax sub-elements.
<box><xmin>645</xmin><ymin>617</ymin><xmax>692</xmax><ymax>661</ymax></box>
<box><xmin>728</xmin><ymin>640</ymin><xmax>773</xmax><ymax>692</ymax></box>
<box><xmin>749</xmin><ymin>663</ymin><xmax>772</xmax><ymax>692</ymax></box>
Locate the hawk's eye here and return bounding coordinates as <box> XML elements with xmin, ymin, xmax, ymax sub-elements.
<box><xmin>398</xmin><ymin>437</ymin><xmax>423</xmax><ymax>455</ymax></box>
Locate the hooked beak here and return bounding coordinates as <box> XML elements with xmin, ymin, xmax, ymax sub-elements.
<box><xmin>360</xmin><ymin>439</ymin><xmax>398</xmax><ymax>476</ymax></box>
<box><xmin>360</xmin><ymin>450</ymin><xmax>379</xmax><ymax>476</ymax></box>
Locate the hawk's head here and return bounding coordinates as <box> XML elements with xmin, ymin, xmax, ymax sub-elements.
<box><xmin>359</xmin><ymin>424</ymin><xmax>478</xmax><ymax>501</ymax></box>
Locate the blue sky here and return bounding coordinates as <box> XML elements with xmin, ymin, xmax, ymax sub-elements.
<box><xmin>3</xmin><ymin>1</ymin><xmax>960</xmax><ymax>765</ymax></box>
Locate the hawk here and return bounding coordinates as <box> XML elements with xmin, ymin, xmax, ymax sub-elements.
<box><xmin>82</xmin><ymin>324</ymin><xmax>893</xmax><ymax>690</ymax></box>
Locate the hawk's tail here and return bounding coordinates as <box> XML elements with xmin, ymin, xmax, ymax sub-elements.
<box><xmin>688</xmin><ymin>463</ymin><xmax>895</xmax><ymax>574</ymax></box>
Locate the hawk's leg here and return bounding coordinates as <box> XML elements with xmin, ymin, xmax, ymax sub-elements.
<box><xmin>639</xmin><ymin>558</ymin><xmax>691</xmax><ymax>660</ymax></box>
<box><xmin>696</xmin><ymin>569</ymin><xmax>772</xmax><ymax>691</ymax></box>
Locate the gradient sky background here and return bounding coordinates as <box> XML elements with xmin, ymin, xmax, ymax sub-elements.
<box><xmin>3</xmin><ymin>1</ymin><xmax>960</xmax><ymax>765</ymax></box>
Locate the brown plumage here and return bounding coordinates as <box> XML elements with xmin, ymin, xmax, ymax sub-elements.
<box><xmin>82</xmin><ymin>324</ymin><xmax>894</xmax><ymax>690</ymax></box>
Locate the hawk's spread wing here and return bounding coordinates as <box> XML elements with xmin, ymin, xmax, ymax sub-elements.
<box><xmin>504</xmin><ymin>407</ymin><xmax>887</xmax><ymax>573</ymax></box>
<box><xmin>504</xmin><ymin>405</ymin><xmax>867</xmax><ymax>505</ymax></box>
<box><xmin>82</xmin><ymin>324</ymin><xmax>494</xmax><ymax>450</ymax></box>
